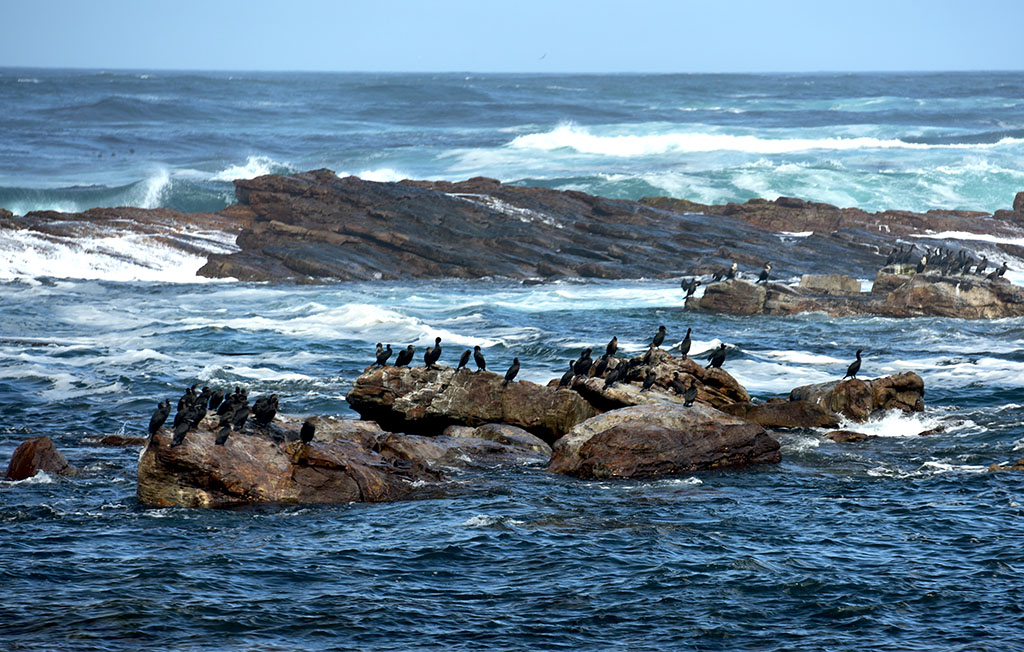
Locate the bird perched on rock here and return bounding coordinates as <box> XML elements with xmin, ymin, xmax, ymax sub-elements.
<box><xmin>987</xmin><ymin>262</ymin><xmax>1009</xmax><ymax>280</ymax></box>
<box><xmin>395</xmin><ymin>345</ymin><xmax>415</xmax><ymax>367</ymax></box>
<box><xmin>726</xmin><ymin>262</ymin><xmax>738</xmax><ymax>280</ymax></box>
<box><xmin>214</xmin><ymin>417</ymin><xmax>232</xmax><ymax>446</ymax></box>
<box><xmin>457</xmin><ymin>349</ymin><xmax>471</xmax><ymax>371</ymax></box>
<box><xmin>473</xmin><ymin>345</ymin><xmax>486</xmax><ymax>372</ymax></box>
<box><xmin>641</xmin><ymin>368</ymin><xmax>657</xmax><ymax>392</ymax></box>
<box><xmin>652</xmin><ymin>325</ymin><xmax>667</xmax><ymax>348</ymax></box>
<box><xmin>374</xmin><ymin>343</ymin><xmax>392</xmax><ymax>367</ymax></box>
<box><xmin>706</xmin><ymin>343</ymin><xmax>727</xmax><ymax>369</ymax></box>
<box><xmin>424</xmin><ymin>337</ymin><xmax>442</xmax><ymax>368</ymax></box>
<box><xmin>682</xmin><ymin>379</ymin><xmax>698</xmax><ymax>407</ymax></box>
<box><xmin>916</xmin><ymin>256</ymin><xmax>927</xmax><ymax>274</ymax></box>
<box><xmin>603</xmin><ymin>365</ymin><xmax>622</xmax><ymax>388</ymax></box>
<box><xmin>975</xmin><ymin>256</ymin><xmax>988</xmax><ymax>276</ymax></box>
<box><xmin>573</xmin><ymin>349</ymin><xmax>593</xmax><ymax>376</ymax></box>
<box><xmin>149</xmin><ymin>399</ymin><xmax>171</xmax><ymax>435</ymax></box>
<box><xmin>252</xmin><ymin>394</ymin><xmax>278</xmax><ymax>426</ymax></box>
<box><xmin>679</xmin><ymin>327</ymin><xmax>692</xmax><ymax>358</ymax></box>
<box><xmin>757</xmin><ymin>262</ymin><xmax>772</xmax><ymax>284</ymax></box>
<box><xmin>593</xmin><ymin>354</ymin><xmax>610</xmax><ymax>378</ymax></box>
<box><xmin>606</xmin><ymin>336</ymin><xmax>618</xmax><ymax>358</ymax></box>
<box><xmin>683</xmin><ymin>278</ymin><xmax>701</xmax><ymax>298</ymax></box>
<box><xmin>503</xmin><ymin>358</ymin><xmax>520</xmax><ymax>386</ymax></box>
<box><xmin>558</xmin><ymin>361</ymin><xmax>576</xmax><ymax>387</ymax></box>
<box><xmin>208</xmin><ymin>388</ymin><xmax>225</xmax><ymax>411</ymax></box>
<box><xmin>844</xmin><ymin>349</ymin><xmax>863</xmax><ymax>379</ymax></box>
<box><xmin>300</xmin><ymin>419</ymin><xmax>315</xmax><ymax>444</ymax></box>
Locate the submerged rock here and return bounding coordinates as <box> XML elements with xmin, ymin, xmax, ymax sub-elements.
<box><xmin>345</xmin><ymin>365</ymin><xmax>597</xmax><ymax>444</ymax></box>
<box><xmin>825</xmin><ymin>430</ymin><xmax>871</xmax><ymax>443</ymax></box>
<box><xmin>548</xmin><ymin>403</ymin><xmax>780</xmax><ymax>479</ymax></box>
<box><xmin>789</xmin><ymin>372</ymin><xmax>925</xmax><ymax>422</ymax></box>
<box><xmin>5</xmin><ymin>436</ymin><xmax>77</xmax><ymax>481</ymax></box>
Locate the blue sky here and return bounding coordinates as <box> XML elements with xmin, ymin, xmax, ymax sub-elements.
<box><xmin>1</xmin><ymin>0</ymin><xmax>1021</xmax><ymax>73</ymax></box>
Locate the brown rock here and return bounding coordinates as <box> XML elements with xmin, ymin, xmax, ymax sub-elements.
<box><xmin>548</xmin><ymin>403</ymin><xmax>780</xmax><ymax>479</ymax></box>
<box><xmin>5</xmin><ymin>436</ymin><xmax>77</xmax><ymax>480</ymax></box>
<box><xmin>799</xmin><ymin>274</ymin><xmax>862</xmax><ymax>295</ymax></box>
<box><xmin>1014</xmin><ymin>191</ymin><xmax>1024</xmax><ymax>213</ymax></box>
<box><xmin>692</xmin><ymin>279</ymin><xmax>766</xmax><ymax>314</ymax></box>
<box><xmin>137</xmin><ymin>421</ymin><xmax>441</xmax><ymax>508</ymax></box>
<box><xmin>345</xmin><ymin>365</ymin><xmax>598</xmax><ymax>444</ymax></box>
<box><xmin>877</xmin><ymin>274</ymin><xmax>1024</xmax><ymax>319</ymax></box>
<box><xmin>989</xmin><ymin>457</ymin><xmax>1024</xmax><ymax>472</ymax></box>
<box><xmin>84</xmin><ymin>435</ymin><xmax>150</xmax><ymax>447</ymax></box>
<box><xmin>789</xmin><ymin>373</ymin><xmax>925</xmax><ymax>422</ymax></box>
<box><xmin>719</xmin><ymin>400</ymin><xmax>840</xmax><ymax>429</ymax></box>
<box><xmin>825</xmin><ymin>430</ymin><xmax>870</xmax><ymax>443</ymax></box>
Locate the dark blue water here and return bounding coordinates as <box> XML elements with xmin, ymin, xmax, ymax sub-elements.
<box><xmin>2</xmin><ymin>279</ymin><xmax>1024</xmax><ymax>650</ymax></box>
<box><xmin>2</xmin><ymin>69</ymin><xmax>1024</xmax><ymax>216</ymax></box>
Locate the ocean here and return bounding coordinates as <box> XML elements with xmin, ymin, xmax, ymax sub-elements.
<box><xmin>2</xmin><ymin>70</ymin><xmax>1024</xmax><ymax>651</ymax></box>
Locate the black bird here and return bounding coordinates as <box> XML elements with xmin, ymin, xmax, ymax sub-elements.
<box><xmin>216</xmin><ymin>392</ymin><xmax>235</xmax><ymax>416</ymax></box>
<box><xmin>884</xmin><ymin>246</ymin><xmax>898</xmax><ymax>266</ymax></box>
<box><xmin>603</xmin><ymin>365</ymin><xmax>622</xmax><ymax>388</ymax></box>
<box><xmin>395</xmin><ymin>345</ymin><xmax>415</xmax><ymax>367</ymax></box>
<box><xmin>652</xmin><ymin>325</ymin><xmax>667</xmax><ymax>348</ymax></box>
<box><xmin>606</xmin><ymin>336</ymin><xmax>618</xmax><ymax>358</ymax></box>
<box><xmin>987</xmin><ymin>262</ymin><xmax>1009</xmax><ymax>280</ymax></box>
<box><xmin>843</xmin><ymin>349</ymin><xmax>863</xmax><ymax>379</ymax></box>
<box><xmin>725</xmin><ymin>262</ymin><xmax>738</xmax><ymax>280</ymax></box>
<box><xmin>558</xmin><ymin>361</ymin><xmax>576</xmax><ymax>387</ymax></box>
<box><xmin>757</xmin><ymin>262</ymin><xmax>772</xmax><ymax>284</ymax></box>
<box><xmin>643</xmin><ymin>343</ymin><xmax>657</xmax><ymax>365</ymax></box>
<box><xmin>593</xmin><ymin>355</ymin><xmax>610</xmax><ymax>378</ymax></box>
<box><xmin>684</xmin><ymin>278</ymin><xmax>701</xmax><ymax>298</ymax></box>
<box><xmin>253</xmin><ymin>394</ymin><xmax>278</xmax><ymax>426</ymax></box>
<box><xmin>197</xmin><ymin>387</ymin><xmax>212</xmax><ymax>410</ymax></box>
<box><xmin>503</xmin><ymin>358</ymin><xmax>520</xmax><ymax>386</ymax></box>
<box><xmin>975</xmin><ymin>256</ymin><xmax>988</xmax><ymax>276</ymax></box>
<box><xmin>177</xmin><ymin>385</ymin><xmax>195</xmax><ymax>412</ymax></box>
<box><xmin>670</xmin><ymin>372</ymin><xmax>687</xmax><ymax>395</ymax></box>
<box><xmin>679</xmin><ymin>327</ymin><xmax>692</xmax><ymax>358</ymax></box>
<box><xmin>424</xmin><ymin>337</ymin><xmax>442</xmax><ymax>368</ymax></box>
<box><xmin>214</xmin><ymin>419</ymin><xmax>232</xmax><ymax>446</ymax></box>
<box><xmin>208</xmin><ymin>389</ymin><xmax>225</xmax><ymax>411</ymax></box>
<box><xmin>300</xmin><ymin>419</ymin><xmax>316</xmax><ymax>444</ymax></box>
<box><xmin>148</xmin><ymin>399</ymin><xmax>171</xmax><ymax>435</ymax></box>
<box><xmin>573</xmin><ymin>349</ymin><xmax>593</xmax><ymax>376</ymax></box>
<box><xmin>375</xmin><ymin>343</ymin><xmax>393</xmax><ymax>367</ymax></box>
<box><xmin>916</xmin><ymin>256</ymin><xmax>927</xmax><ymax>274</ymax></box>
<box><xmin>706</xmin><ymin>343</ymin><xmax>727</xmax><ymax>369</ymax></box>
<box><xmin>231</xmin><ymin>401</ymin><xmax>250</xmax><ymax>430</ymax></box>
<box><xmin>682</xmin><ymin>379</ymin><xmax>698</xmax><ymax>407</ymax></box>
<box><xmin>171</xmin><ymin>409</ymin><xmax>194</xmax><ymax>447</ymax></box>
<box><xmin>457</xmin><ymin>349</ymin><xmax>472</xmax><ymax>371</ymax></box>
<box><xmin>641</xmin><ymin>369</ymin><xmax>657</xmax><ymax>392</ymax></box>
<box><xmin>473</xmin><ymin>345</ymin><xmax>486</xmax><ymax>372</ymax></box>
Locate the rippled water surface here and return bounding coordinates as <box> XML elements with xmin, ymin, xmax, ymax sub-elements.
<box><xmin>2</xmin><ymin>279</ymin><xmax>1024</xmax><ymax>650</ymax></box>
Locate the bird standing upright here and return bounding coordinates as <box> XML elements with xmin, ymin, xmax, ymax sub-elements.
<box><xmin>706</xmin><ymin>343</ymin><xmax>727</xmax><ymax>369</ymax></box>
<box><xmin>300</xmin><ymin>419</ymin><xmax>316</xmax><ymax>444</ymax></box>
<box><xmin>473</xmin><ymin>345</ymin><xmax>486</xmax><ymax>372</ymax></box>
<box><xmin>757</xmin><ymin>262</ymin><xmax>772</xmax><ymax>284</ymax></box>
<box><xmin>679</xmin><ymin>327</ymin><xmax>692</xmax><ymax>358</ymax></box>
<box><xmin>148</xmin><ymin>399</ymin><xmax>171</xmax><ymax>435</ymax></box>
<box><xmin>652</xmin><ymin>325</ymin><xmax>667</xmax><ymax>348</ymax></box>
<box><xmin>843</xmin><ymin>349</ymin><xmax>863</xmax><ymax>379</ymax></box>
<box><xmin>457</xmin><ymin>349</ymin><xmax>472</xmax><ymax>371</ymax></box>
<box><xmin>503</xmin><ymin>358</ymin><xmax>520</xmax><ymax>386</ymax></box>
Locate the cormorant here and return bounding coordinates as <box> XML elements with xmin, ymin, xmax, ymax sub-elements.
<box><xmin>682</xmin><ymin>379</ymin><xmax>698</xmax><ymax>407</ymax></box>
<box><xmin>593</xmin><ymin>355</ymin><xmax>610</xmax><ymax>378</ymax></box>
<box><xmin>473</xmin><ymin>345</ymin><xmax>486</xmax><ymax>372</ymax></box>
<box><xmin>148</xmin><ymin>399</ymin><xmax>171</xmax><ymax>435</ymax></box>
<box><xmin>684</xmin><ymin>279</ymin><xmax>701</xmax><ymax>298</ymax></box>
<box><xmin>641</xmin><ymin>369</ymin><xmax>657</xmax><ymax>392</ymax></box>
<box><xmin>757</xmin><ymin>262</ymin><xmax>772</xmax><ymax>284</ymax></box>
<box><xmin>706</xmin><ymin>343</ymin><xmax>727</xmax><ymax>369</ymax></box>
<box><xmin>679</xmin><ymin>327</ymin><xmax>692</xmax><ymax>358</ymax></box>
<box><xmin>197</xmin><ymin>387</ymin><xmax>212</xmax><ymax>410</ymax></box>
<box><xmin>843</xmin><ymin>349</ymin><xmax>863</xmax><ymax>379</ymax></box>
<box><xmin>253</xmin><ymin>394</ymin><xmax>278</xmax><ymax>426</ymax></box>
<box><xmin>725</xmin><ymin>262</ymin><xmax>738</xmax><ymax>280</ymax></box>
<box><xmin>215</xmin><ymin>419</ymin><xmax>232</xmax><ymax>446</ymax></box>
<box><xmin>606</xmin><ymin>336</ymin><xmax>618</xmax><ymax>358</ymax></box>
<box><xmin>558</xmin><ymin>361</ymin><xmax>576</xmax><ymax>387</ymax></box>
<box><xmin>916</xmin><ymin>256</ymin><xmax>927</xmax><ymax>274</ymax></box>
<box><xmin>975</xmin><ymin>256</ymin><xmax>988</xmax><ymax>276</ymax></box>
<box><xmin>573</xmin><ymin>349</ymin><xmax>593</xmax><ymax>376</ymax></box>
<box><xmin>208</xmin><ymin>389</ymin><xmax>225</xmax><ymax>411</ymax></box>
<box><xmin>395</xmin><ymin>345</ymin><xmax>415</xmax><ymax>367</ymax></box>
<box><xmin>457</xmin><ymin>349</ymin><xmax>472</xmax><ymax>371</ymax></box>
<box><xmin>375</xmin><ymin>343</ymin><xmax>393</xmax><ymax>367</ymax></box>
<box><xmin>503</xmin><ymin>358</ymin><xmax>520</xmax><ymax>386</ymax></box>
<box><xmin>231</xmin><ymin>400</ymin><xmax>250</xmax><ymax>430</ymax></box>
<box><xmin>987</xmin><ymin>262</ymin><xmax>1009</xmax><ymax>280</ymax></box>
<box><xmin>424</xmin><ymin>337</ymin><xmax>442</xmax><ymax>368</ymax></box>
<box><xmin>652</xmin><ymin>325</ymin><xmax>667</xmax><ymax>348</ymax></box>
<box><xmin>300</xmin><ymin>419</ymin><xmax>316</xmax><ymax>444</ymax></box>
<box><xmin>603</xmin><ymin>365</ymin><xmax>621</xmax><ymax>388</ymax></box>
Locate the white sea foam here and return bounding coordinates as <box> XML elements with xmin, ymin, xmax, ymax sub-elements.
<box><xmin>1</xmin><ymin>470</ymin><xmax>55</xmax><ymax>485</ymax></box>
<box><xmin>836</xmin><ymin>410</ymin><xmax>945</xmax><ymax>438</ymax></box>
<box><xmin>0</xmin><ymin>225</ymin><xmax>236</xmax><ymax>283</ymax></box>
<box><xmin>450</xmin><ymin>193</ymin><xmax>564</xmax><ymax>228</ymax></box>
<box><xmin>507</xmin><ymin>123</ymin><xmax>1024</xmax><ymax>157</ymax></box>
<box><xmin>210</xmin><ymin>155</ymin><xmax>293</xmax><ymax>182</ymax></box>
<box><xmin>879</xmin><ymin>356</ymin><xmax>1024</xmax><ymax>389</ymax></box>
<box><xmin>336</xmin><ymin>168</ymin><xmax>411</xmax><ymax>183</ymax></box>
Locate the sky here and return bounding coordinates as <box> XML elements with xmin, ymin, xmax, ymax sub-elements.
<box><xmin>1</xmin><ymin>0</ymin><xmax>1022</xmax><ymax>73</ymax></box>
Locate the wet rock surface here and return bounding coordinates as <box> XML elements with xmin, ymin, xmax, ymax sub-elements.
<box><xmin>548</xmin><ymin>403</ymin><xmax>781</xmax><ymax>479</ymax></box>
<box><xmin>345</xmin><ymin>365</ymin><xmax>598</xmax><ymax>444</ymax></box>
<box><xmin>789</xmin><ymin>373</ymin><xmax>925</xmax><ymax>422</ymax></box>
<box><xmin>5</xmin><ymin>436</ymin><xmax>77</xmax><ymax>481</ymax></box>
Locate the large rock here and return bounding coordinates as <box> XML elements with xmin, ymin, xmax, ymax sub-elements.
<box><xmin>345</xmin><ymin>365</ymin><xmax>598</xmax><ymax>444</ymax></box>
<box><xmin>875</xmin><ymin>274</ymin><xmax>1024</xmax><ymax>319</ymax></box>
<box><xmin>719</xmin><ymin>399</ymin><xmax>840</xmax><ymax>429</ymax></box>
<box><xmin>565</xmin><ymin>347</ymin><xmax>749</xmax><ymax>411</ymax></box>
<box><xmin>693</xmin><ymin>280</ymin><xmax>767</xmax><ymax>315</ymax></box>
<box><xmin>5</xmin><ymin>436</ymin><xmax>76</xmax><ymax>480</ymax></box>
<box><xmin>799</xmin><ymin>274</ymin><xmax>861</xmax><ymax>295</ymax></box>
<box><xmin>548</xmin><ymin>403</ymin><xmax>781</xmax><ymax>479</ymax></box>
<box><xmin>789</xmin><ymin>372</ymin><xmax>925</xmax><ymax>422</ymax></box>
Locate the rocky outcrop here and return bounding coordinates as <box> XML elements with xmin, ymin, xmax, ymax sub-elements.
<box><xmin>548</xmin><ymin>403</ymin><xmax>781</xmax><ymax>479</ymax></box>
<box><xmin>719</xmin><ymin>399</ymin><xmax>841</xmax><ymax>429</ymax></box>
<box><xmin>688</xmin><ymin>271</ymin><xmax>1024</xmax><ymax>319</ymax></box>
<box><xmin>5</xmin><ymin>436</ymin><xmax>77</xmax><ymax>480</ymax></box>
<box><xmin>345</xmin><ymin>365</ymin><xmax>598</xmax><ymax>444</ymax></box>
<box><xmin>136</xmin><ymin>415</ymin><xmax>555</xmax><ymax>508</ymax></box>
<box><xmin>789</xmin><ymin>372</ymin><xmax>925</xmax><ymax>422</ymax></box>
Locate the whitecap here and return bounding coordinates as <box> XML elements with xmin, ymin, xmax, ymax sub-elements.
<box><xmin>210</xmin><ymin>155</ymin><xmax>294</xmax><ymax>182</ymax></box>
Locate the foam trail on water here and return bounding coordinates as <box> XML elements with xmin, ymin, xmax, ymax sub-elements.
<box><xmin>210</xmin><ymin>155</ymin><xmax>294</xmax><ymax>182</ymax></box>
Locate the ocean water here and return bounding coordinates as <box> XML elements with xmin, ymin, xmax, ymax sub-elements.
<box><xmin>3</xmin><ymin>71</ymin><xmax>1024</xmax><ymax>651</ymax></box>
<box><xmin>2</xmin><ymin>69</ymin><xmax>1024</xmax><ymax>216</ymax></box>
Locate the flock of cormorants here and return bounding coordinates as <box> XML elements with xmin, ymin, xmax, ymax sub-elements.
<box><xmin>887</xmin><ymin>244</ymin><xmax>1008</xmax><ymax>279</ymax></box>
